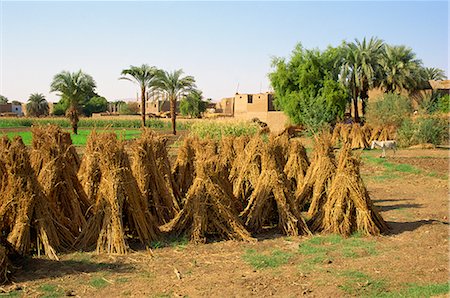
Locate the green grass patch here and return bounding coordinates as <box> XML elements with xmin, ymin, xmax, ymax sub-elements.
<box><xmin>150</xmin><ymin>236</ymin><xmax>189</xmax><ymax>250</ymax></box>
<box><xmin>89</xmin><ymin>277</ymin><xmax>109</xmax><ymax>289</ymax></box>
<box><xmin>39</xmin><ymin>284</ymin><xmax>64</xmax><ymax>298</ymax></box>
<box><xmin>377</xmin><ymin>282</ymin><xmax>450</xmax><ymax>297</ymax></box>
<box><xmin>299</xmin><ymin>234</ymin><xmax>377</xmax><ymax>260</ymax></box>
<box><xmin>243</xmin><ymin>249</ymin><xmax>292</xmax><ymax>270</ymax></box>
<box><xmin>0</xmin><ymin>117</ymin><xmax>170</xmax><ymax>129</ymax></box>
<box><xmin>116</xmin><ymin>277</ymin><xmax>129</xmax><ymax>283</ymax></box>
<box><xmin>1</xmin><ymin>129</ymin><xmax>141</xmax><ymax>146</ymax></box>
<box><xmin>338</xmin><ymin>270</ymin><xmax>387</xmax><ymax>296</ymax></box>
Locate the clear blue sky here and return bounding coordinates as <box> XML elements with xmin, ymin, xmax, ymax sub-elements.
<box><xmin>1</xmin><ymin>1</ymin><xmax>448</xmax><ymax>103</ymax></box>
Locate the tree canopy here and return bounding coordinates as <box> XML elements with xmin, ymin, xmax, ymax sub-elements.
<box><xmin>269</xmin><ymin>44</ymin><xmax>347</xmax><ymax>132</ymax></box>
<box><xmin>154</xmin><ymin>69</ymin><xmax>196</xmax><ymax>135</ymax></box>
<box><xmin>50</xmin><ymin>70</ymin><xmax>97</xmax><ymax>134</ymax></box>
<box><xmin>120</xmin><ymin>64</ymin><xmax>158</xmax><ymax>127</ymax></box>
<box><xmin>180</xmin><ymin>90</ymin><xmax>209</xmax><ymax>118</ymax></box>
<box><xmin>26</xmin><ymin>93</ymin><xmax>49</xmax><ymax>117</ymax></box>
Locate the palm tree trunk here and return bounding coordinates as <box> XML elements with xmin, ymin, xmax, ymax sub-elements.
<box><xmin>360</xmin><ymin>87</ymin><xmax>369</xmax><ymax>117</ymax></box>
<box><xmin>170</xmin><ymin>98</ymin><xmax>177</xmax><ymax>135</ymax></box>
<box><xmin>67</xmin><ymin>106</ymin><xmax>79</xmax><ymax>135</ymax></box>
<box><xmin>141</xmin><ymin>87</ymin><xmax>146</xmax><ymax>127</ymax></box>
<box><xmin>353</xmin><ymin>87</ymin><xmax>360</xmax><ymax>123</ymax></box>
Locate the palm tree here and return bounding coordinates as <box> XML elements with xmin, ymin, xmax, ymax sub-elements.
<box><xmin>340</xmin><ymin>37</ymin><xmax>384</xmax><ymax>121</ymax></box>
<box><xmin>422</xmin><ymin>67</ymin><xmax>446</xmax><ymax>81</ymax></box>
<box><xmin>154</xmin><ymin>69</ymin><xmax>196</xmax><ymax>135</ymax></box>
<box><xmin>50</xmin><ymin>70</ymin><xmax>96</xmax><ymax>134</ymax></box>
<box><xmin>120</xmin><ymin>64</ymin><xmax>157</xmax><ymax>127</ymax></box>
<box><xmin>378</xmin><ymin>45</ymin><xmax>423</xmax><ymax>93</ymax></box>
<box><xmin>26</xmin><ymin>93</ymin><xmax>49</xmax><ymax>117</ymax></box>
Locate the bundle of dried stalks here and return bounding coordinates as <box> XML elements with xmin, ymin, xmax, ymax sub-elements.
<box><xmin>228</xmin><ymin>136</ymin><xmax>250</xmax><ymax>181</ymax></box>
<box><xmin>339</xmin><ymin>124</ymin><xmax>352</xmax><ymax>144</ymax></box>
<box><xmin>369</xmin><ymin>126</ymin><xmax>382</xmax><ymax>143</ymax></box>
<box><xmin>218</xmin><ymin>136</ymin><xmax>235</xmax><ymax>172</ymax></box>
<box><xmin>161</xmin><ymin>151</ymin><xmax>254</xmax><ymax>243</ymax></box>
<box><xmin>153</xmin><ymin>136</ymin><xmax>181</xmax><ymax>204</ymax></box>
<box><xmin>131</xmin><ymin>128</ymin><xmax>179</xmax><ymax>225</ymax></box>
<box><xmin>76</xmin><ymin>133</ymin><xmax>159</xmax><ymax>254</ymax></box>
<box><xmin>78</xmin><ymin>131</ymin><xmax>103</xmax><ymax>204</ymax></box>
<box><xmin>321</xmin><ymin>144</ymin><xmax>388</xmax><ymax>236</ymax></box>
<box><xmin>241</xmin><ymin>136</ymin><xmax>311</xmax><ymax>236</ymax></box>
<box><xmin>361</xmin><ymin>124</ymin><xmax>373</xmax><ymax>144</ymax></box>
<box><xmin>0</xmin><ymin>244</ymin><xmax>9</xmax><ymax>284</ymax></box>
<box><xmin>349</xmin><ymin>124</ymin><xmax>369</xmax><ymax>149</ymax></box>
<box><xmin>296</xmin><ymin>132</ymin><xmax>337</xmax><ymax>231</ymax></box>
<box><xmin>230</xmin><ymin>136</ymin><xmax>264</xmax><ymax>204</ymax></box>
<box><xmin>0</xmin><ymin>137</ymin><xmax>61</xmax><ymax>259</ymax></box>
<box><xmin>31</xmin><ymin>125</ymin><xmax>80</xmax><ymax>171</ymax></box>
<box><xmin>331</xmin><ymin>123</ymin><xmax>343</xmax><ymax>145</ymax></box>
<box><xmin>30</xmin><ymin>125</ymin><xmax>89</xmax><ymax>238</ymax></box>
<box><xmin>172</xmin><ymin>137</ymin><xmax>197</xmax><ymax>200</ymax></box>
<box><xmin>284</xmin><ymin>140</ymin><xmax>310</xmax><ymax>194</ymax></box>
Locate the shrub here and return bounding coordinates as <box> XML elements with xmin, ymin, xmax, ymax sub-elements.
<box><xmin>118</xmin><ymin>102</ymin><xmax>139</xmax><ymax>115</ymax></box>
<box><xmin>437</xmin><ymin>94</ymin><xmax>449</xmax><ymax>113</ymax></box>
<box><xmin>366</xmin><ymin>93</ymin><xmax>412</xmax><ymax>127</ymax></box>
<box><xmin>397</xmin><ymin>116</ymin><xmax>448</xmax><ymax>146</ymax></box>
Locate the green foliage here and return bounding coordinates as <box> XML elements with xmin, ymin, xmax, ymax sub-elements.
<box><xmin>397</xmin><ymin>116</ymin><xmax>448</xmax><ymax>146</ymax></box>
<box><xmin>378</xmin><ymin>45</ymin><xmax>423</xmax><ymax>93</ymax></box>
<box><xmin>189</xmin><ymin>121</ymin><xmax>259</xmax><ymax>139</ymax></box>
<box><xmin>242</xmin><ymin>249</ymin><xmax>292</xmax><ymax>269</ymax></box>
<box><xmin>180</xmin><ymin>90</ymin><xmax>209</xmax><ymax>118</ymax></box>
<box><xmin>437</xmin><ymin>94</ymin><xmax>449</xmax><ymax>113</ymax></box>
<box><xmin>366</xmin><ymin>93</ymin><xmax>412</xmax><ymax>127</ymax></box>
<box><xmin>83</xmin><ymin>96</ymin><xmax>108</xmax><ymax>116</ymax></box>
<box><xmin>50</xmin><ymin>70</ymin><xmax>97</xmax><ymax>110</ymax></box>
<box><xmin>269</xmin><ymin>44</ymin><xmax>347</xmax><ymax>132</ymax></box>
<box><xmin>52</xmin><ymin>101</ymin><xmax>67</xmax><ymax>116</ymax></box>
<box><xmin>0</xmin><ymin>95</ymin><xmax>8</xmax><ymax>104</ymax></box>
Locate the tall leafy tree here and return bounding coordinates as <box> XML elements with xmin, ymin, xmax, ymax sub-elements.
<box><xmin>120</xmin><ymin>64</ymin><xmax>157</xmax><ymax>127</ymax></box>
<box><xmin>270</xmin><ymin>44</ymin><xmax>347</xmax><ymax>132</ymax></box>
<box><xmin>378</xmin><ymin>45</ymin><xmax>423</xmax><ymax>93</ymax></box>
<box><xmin>0</xmin><ymin>95</ymin><xmax>8</xmax><ymax>104</ymax></box>
<box><xmin>26</xmin><ymin>93</ymin><xmax>49</xmax><ymax>117</ymax></box>
<box><xmin>340</xmin><ymin>37</ymin><xmax>384</xmax><ymax>121</ymax></box>
<box><xmin>50</xmin><ymin>70</ymin><xmax>96</xmax><ymax>134</ymax></box>
<box><xmin>154</xmin><ymin>69</ymin><xmax>196</xmax><ymax>135</ymax></box>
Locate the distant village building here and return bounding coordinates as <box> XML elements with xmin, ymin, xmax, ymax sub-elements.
<box><xmin>0</xmin><ymin>103</ymin><xmax>24</xmax><ymax>116</ymax></box>
<box><xmin>136</xmin><ymin>91</ymin><xmax>180</xmax><ymax>115</ymax></box>
<box><xmin>215</xmin><ymin>92</ymin><xmax>289</xmax><ymax>132</ymax></box>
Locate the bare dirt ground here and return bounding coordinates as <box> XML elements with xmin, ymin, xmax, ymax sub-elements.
<box><xmin>1</xmin><ymin>146</ymin><xmax>449</xmax><ymax>297</ymax></box>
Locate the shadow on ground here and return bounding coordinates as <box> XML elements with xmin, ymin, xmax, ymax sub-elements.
<box><xmin>10</xmin><ymin>257</ymin><xmax>135</xmax><ymax>283</ymax></box>
<box><xmin>386</xmin><ymin>219</ymin><xmax>449</xmax><ymax>235</ymax></box>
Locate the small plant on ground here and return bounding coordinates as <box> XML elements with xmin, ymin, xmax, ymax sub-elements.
<box><xmin>338</xmin><ymin>270</ymin><xmax>387</xmax><ymax>296</ymax></box>
<box><xmin>243</xmin><ymin>249</ymin><xmax>292</xmax><ymax>270</ymax></box>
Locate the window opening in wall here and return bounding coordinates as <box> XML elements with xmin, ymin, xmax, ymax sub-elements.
<box><xmin>248</xmin><ymin>95</ymin><xmax>253</xmax><ymax>104</ymax></box>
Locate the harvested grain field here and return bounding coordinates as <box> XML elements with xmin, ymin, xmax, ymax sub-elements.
<box><xmin>1</xmin><ymin>143</ymin><xmax>448</xmax><ymax>297</ymax></box>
